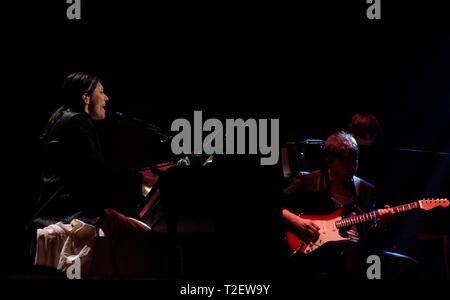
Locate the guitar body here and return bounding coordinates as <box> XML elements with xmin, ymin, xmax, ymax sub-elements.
<box><xmin>286</xmin><ymin>207</ymin><xmax>351</xmax><ymax>255</ymax></box>
<box><xmin>285</xmin><ymin>198</ymin><xmax>449</xmax><ymax>255</ymax></box>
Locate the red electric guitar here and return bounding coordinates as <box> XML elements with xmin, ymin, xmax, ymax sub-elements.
<box><xmin>286</xmin><ymin>198</ymin><xmax>449</xmax><ymax>255</ymax></box>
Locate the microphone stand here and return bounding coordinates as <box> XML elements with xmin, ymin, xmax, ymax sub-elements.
<box><xmin>112</xmin><ymin>111</ymin><xmax>173</xmax><ymax>144</ymax></box>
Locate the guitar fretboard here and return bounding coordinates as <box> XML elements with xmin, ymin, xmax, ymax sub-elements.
<box><xmin>335</xmin><ymin>201</ymin><xmax>420</xmax><ymax>229</ymax></box>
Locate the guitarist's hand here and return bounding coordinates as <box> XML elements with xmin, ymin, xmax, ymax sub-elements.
<box><xmin>292</xmin><ymin>216</ymin><xmax>320</xmax><ymax>243</ymax></box>
<box><xmin>283</xmin><ymin>209</ymin><xmax>320</xmax><ymax>242</ymax></box>
<box><xmin>375</xmin><ymin>205</ymin><xmax>395</xmax><ymax>231</ymax></box>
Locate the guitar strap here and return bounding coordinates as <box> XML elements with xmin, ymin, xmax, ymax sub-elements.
<box><xmin>352</xmin><ymin>176</ymin><xmax>365</xmax><ymax>214</ymax></box>
<box><xmin>353</xmin><ymin>176</ymin><xmax>361</xmax><ymax>199</ymax></box>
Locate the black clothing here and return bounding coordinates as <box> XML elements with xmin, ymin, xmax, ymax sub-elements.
<box><xmin>282</xmin><ymin>169</ymin><xmax>375</xmax><ymax>213</ymax></box>
<box><xmin>282</xmin><ymin>169</ymin><xmax>376</xmax><ymax>242</ymax></box>
<box><xmin>282</xmin><ymin>169</ymin><xmax>375</xmax><ymax>279</ymax></box>
<box><xmin>281</xmin><ymin>169</ymin><xmax>419</xmax><ymax>279</ymax></box>
<box><xmin>31</xmin><ymin>108</ymin><xmax>143</xmax><ymax>228</ymax></box>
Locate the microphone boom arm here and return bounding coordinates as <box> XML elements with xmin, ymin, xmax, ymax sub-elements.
<box><xmin>114</xmin><ymin>111</ymin><xmax>173</xmax><ymax>143</ymax></box>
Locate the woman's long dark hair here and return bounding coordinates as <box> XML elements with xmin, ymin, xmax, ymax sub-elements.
<box><xmin>41</xmin><ymin>72</ymin><xmax>100</xmax><ymax>139</ymax></box>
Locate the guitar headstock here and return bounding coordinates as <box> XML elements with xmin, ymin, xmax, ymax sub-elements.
<box><xmin>418</xmin><ymin>198</ymin><xmax>449</xmax><ymax>210</ymax></box>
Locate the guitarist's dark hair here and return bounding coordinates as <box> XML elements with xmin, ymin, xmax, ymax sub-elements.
<box><xmin>323</xmin><ymin>131</ymin><xmax>358</xmax><ymax>162</ymax></box>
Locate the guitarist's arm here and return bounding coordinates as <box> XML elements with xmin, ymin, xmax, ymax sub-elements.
<box><xmin>357</xmin><ymin>180</ymin><xmax>394</xmax><ymax>234</ymax></box>
<box><xmin>373</xmin><ymin>205</ymin><xmax>395</xmax><ymax>231</ymax></box>
<box><xmin>282</xmin><ymin>209</ymin><xmax>320</xmax><ymax>242</ymax></box>
<box><xmin>363</xmin><ymin>204</ymin><xmax>395</xmax><ymax>250</ymax></box>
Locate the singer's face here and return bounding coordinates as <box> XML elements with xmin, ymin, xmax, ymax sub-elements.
<box><xmin>327</xmin><ymin>157</ymin><xmax>358</xmax><ymax>183</ymax></box>
<box><xmin>88</xmin><ymin>82</ymin><xmax>109</xmax><ymax>120</ymax></box>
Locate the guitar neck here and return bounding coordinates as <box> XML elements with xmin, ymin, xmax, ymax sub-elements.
<box><xmin>335</xmin><ymin>201</ymin><xmax>420</xmax><ymax>229</ymax></box>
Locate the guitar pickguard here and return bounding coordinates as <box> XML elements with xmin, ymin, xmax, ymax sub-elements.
<box><xmin>303</xmin><ymin>216</ymin><xmax>350</xmax><ymax>254</ymax></box>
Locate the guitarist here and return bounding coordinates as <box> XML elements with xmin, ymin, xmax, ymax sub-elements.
<box><xmin>282</xmin><ymin>131</ymin><xmax>394</xmax><ymax>279</ymax></box>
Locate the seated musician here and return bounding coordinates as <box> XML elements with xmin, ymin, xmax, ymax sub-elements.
<box><xmin>347</xmin><ymin>113</ymin><xmax>386</xmax><ymax>187</ymax></box>
<box><xmin>28</xmin><ymin>72</ymin><xmax>161</xmax><ymax>278</ymax></box>
<box><xmin>282</xmin><ymin>131</ymin><xmax>395</xmax><ymax>279</ymax></box>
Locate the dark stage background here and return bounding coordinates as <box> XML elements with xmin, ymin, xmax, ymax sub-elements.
<box><xmin>2</xmin><ymin>0</ymin><xmax>450</xmax><ymax>280</ymax></box>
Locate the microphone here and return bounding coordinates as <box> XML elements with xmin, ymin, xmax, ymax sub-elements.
<box><xmin>107</xmin><ymin>110</ymin><xmax>173</xmax><ymax>143</ymax></box>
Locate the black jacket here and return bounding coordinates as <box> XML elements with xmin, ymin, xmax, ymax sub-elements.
<box><xmin>282</xmin><ymin>169</ymin><xmax>376</xmax><ymax>241</ymax></box>
<box><xmin>31</xmin><ymin>108</ymin><xmax>143</xmax><ymax>228</ymax></box>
